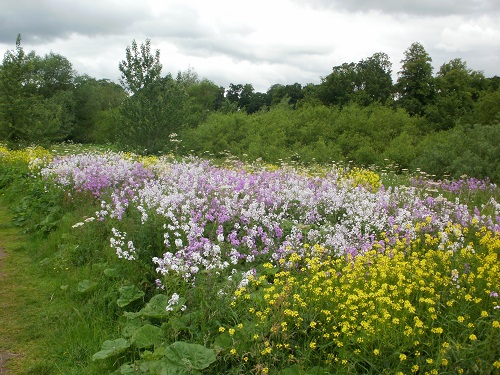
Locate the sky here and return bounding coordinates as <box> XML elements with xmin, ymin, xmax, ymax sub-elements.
<box><xmin>1</xmin><ymin>0</ymin><xmax>499</xmax><ymax>92</ymax></box>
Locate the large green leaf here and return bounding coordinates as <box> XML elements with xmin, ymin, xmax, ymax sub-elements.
<box><xmin>121</xmin><ymin>318</ymin><xmax>142</xmax><ymax>338</ymax></box>
<box><xmin>131</xmin><ymin>324</ymin><xmax>163</xmax><ymax>349</ymax></box>
<box><xmin>124</xmin><ymin>294</ymin><xmax>169</xmax><ymax>319</ymax></box>
<box><xmin>117</xmin><ymin>285</ymin><xmax>145</xmax><ymax>307</ymax></box>
<box><xmin>92</xmin><ymin>338</ymin><xmax>130</xmax><ymax>361</ymax></box>
<box><xmin>162</xmin><ymin>341</ymin><xmax>216</xmax><ymax>372</ymax></box>
<box><xmin>104</xmin><ymin>268</ymin><xmax>121</xmax><ymax>278</ymax></box>
<box><xmin>77</xmin><ymin>279</ymin><xmax>98</xmax><ymax>293</ymax></box>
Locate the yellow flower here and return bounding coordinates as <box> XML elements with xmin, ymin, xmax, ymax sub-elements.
<box><xmin>493</xmin><ymin>361</ymin><xmax>500</xmax><ymax>369</ymax></box>
<box><xmin>229</xmin><ymin>328</ymin><xmax>235</xmax><ymax>336</ymax></box>
<box><xmin>441</xmin><ymin>358</ymin><xmax>448</xmax><ymax>366</ymax></box>
<box><xmin>469</xmin><ymin>334</ymin><xmax>477</xmax><ymax>341</ymax></box>
<box><xmin>399</xmin><ymin>353</ymin><xmax>407</xmax><ymax>361</ymax></box>
<box><xmin>431</xmin><ymin>327</ymin><xmax>443</xmax><ymax>334</ymax></box>
<box><xmin>373</xmin><ymin>349</ymin><xmax>380</xmax><ymax>356</ymax></box>
<box><xmin>309</xmin><ymin>341</ymin><xmax>317</xmax><ymax>349</ymax></box>
<box><xmin>411</xmin><ymin>364</ymin><xmax>419</xmax><ymax>372</ymax></box>
<box><xmin>218</xmin><ymin>327</ymin><xmax>225</xmax><ymax>332</ymax></box>
<box><xmin>492</xmin><ymin>321</ymin><xmax>500</xmax><ymax>328</ymax></box>
<box><xmin>230</xmin><ymin>348</ymin><xmax>237</xmax><ymax>355</ymax></box>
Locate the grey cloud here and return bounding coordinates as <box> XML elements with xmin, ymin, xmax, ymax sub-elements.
<box><xmin>169</xmin><ymin>32</ymin><xmax>331</xmax><ymax>66</ymax></box>
<box><xmin>0</xmin><ymin>0</ymin><xmax>150</xmax><ymax>44</ymax></box>
<box><xmin>297</xmin><ymin>0</ymin><xmax>500</xmax><ymax>16</ymax></box>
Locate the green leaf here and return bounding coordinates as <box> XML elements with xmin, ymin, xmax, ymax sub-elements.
<box><xmin>124</xmin><ymin>294</ymin><xmax>169</xmax><ymax>319</ymax></box>
<box><xmin>92</xmin><ymin>338</ymin><xmax>130</xmax><ymax>361</ymax></box>
<box><xmin>117</xmin><ymin>285</ymin><xmax>145</xmax><ymax>307</ymax></box>
<box><xmin>131</xmin><ymin>324</ymin><xmax>163</xmax><ymax>349</ymax></box>
<box><xmin>104</xmin><ymin>268</ymin><xmax>120</xmax><ymax>278</ymax></box>
<box><xmin>213</xmin><ymin>332</ymin><xmax>231</xmax><ymax>350</ymax></box>
<box><xmin>77</xmin><ymin>279</ymin><xmax>98</xmax><ymax>293</ymax></box>
<box><xmin>121</xmin><ymin>318</ymin><xmax>142</xmax><ymax>338</ymax></box>
<box><xmin>281</xmin><ymin>365</ymin><xmax>302</xmax><ymax>375</ymax></box>
<box><xmin>162</xmin><ymin>341</ymin><xmax>216</xmax><ymax>372</ymax></box>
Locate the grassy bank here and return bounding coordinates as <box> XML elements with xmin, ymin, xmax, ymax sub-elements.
<box><xmin>0</xmin><ymin>198</ymin><xmax>117</xmax><ymax>374</ymax></box>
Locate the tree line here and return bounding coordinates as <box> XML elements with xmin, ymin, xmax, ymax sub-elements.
<box><xmin>0</xmin><ymin>35</ymin><xmax>499</xmax><ymax>180</ymax></box>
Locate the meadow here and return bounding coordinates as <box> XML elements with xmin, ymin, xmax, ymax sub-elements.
<box><xmin>0</xmin><ymin>144</ymin><xmax>499</xmax><ymax>374</ymax></box>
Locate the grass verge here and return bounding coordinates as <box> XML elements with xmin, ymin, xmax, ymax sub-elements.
<box><xmin>0</xmin><ymin>199</ymin><xmax>116</xmax><ymax>374</ymax></box>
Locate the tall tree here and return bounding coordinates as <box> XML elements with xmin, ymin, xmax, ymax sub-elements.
<box><xmin>72</xmin><ymin>75</ymin><xmax>126</xmax><ymax>142</ymax></box>
<box><xmin>119</xmin><ymin>39</ymin><xmax>162</xmax><ymax>95</ymax></box>
<box><xmin>316</xmin><ymin>52</ymin><xmax>393</xmax><ymax>108</ymax></box>
<box><xmin>396</xmin><ymin>42</ymin><xmax>435</xmax><ymax>116</ymax></box>
<box><xmin>118</xmin><ymin>74</ymin><xmax>186</xmax><ymax>153</ymax></box>
<box><xmin>316</xmin><ymin>62</ymin><xmax>358</xmax><ymax>107</ymax></box>
<box><xmin>0</xmin><ymin>34</ymin><xmax>70</xmax><ymax>145</ymax></box>
<box><xmin>117</xmin><ymin>39</ymin><xmax>186</xmax><ymax>153</ymax></box>
<box><xmin>356</xmin><ymin>52</ymin><xmax>393</xmax><ymax>105</ymax></box>
<box><xmin>426</xmin><ymin>58</ymin><xmax>486</xmax><ymax>130</ymax></box>
<box><xmin>267</xmin><ymin>83</ymin><xmax>304</xmax><ymax>107</ymax></box>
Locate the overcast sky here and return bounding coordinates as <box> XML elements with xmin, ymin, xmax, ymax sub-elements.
<box><xmin>1</xmin><ymin>0</ymin><xmax>499</xmax><ymax>92</ymax></box>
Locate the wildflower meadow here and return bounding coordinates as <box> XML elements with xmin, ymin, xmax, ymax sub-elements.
<box><xmin>1</xmin><ymin>145</ymin><xmax>499</xmax><ymax>374</ymax></box>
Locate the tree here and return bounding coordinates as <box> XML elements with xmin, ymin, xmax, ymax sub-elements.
<box><xmin>35</xmin><ymin>52</ymin><xmax>75</xmax><ymax>98</ymax></box>
<box><xmin>119</xmin><ymin>39</ymin><xmax>162</xmax><ymax>95</ymax></box>
<box><xmin>118</xmin><ymin>75</ymin><xmax>186</xmax><ymax>153</ymax></box>
<box><xmin>0</xmin><ymin>34</ymin><xmax>71</xmax><ymax>145</ymax></box>
<box><xmin>72</xmin><ymin>75</ymin><xmax>126</xmax><ymax>142</ymax></box>
<box><xmin>396</xmin><ymin>42</ymin><xmax>435</xmax><ymax>116</ymax></box>
<box><xmin>316</xmin><ymin>52</ymin><xmax>393</xmax><ymax>108</ymax></box>
<box><xmin>316</xmin><ymin>62</ymin><xmax>358</xmax><ymax>107</ymax></box>
<box><xmin>267</xmin><ymin>83</ymin><xmax>304</xmax><ymax>108</ymax></box>
<box><xmin>356</xmin><ymin>52</ymin><xmax>393</xmax><ymax>105</ymax></box>
<box><xmin>225</xmin><ymin>83</ymin><xmax>269</xmax><ymax>113</ymax></box>
<box><xmin>117</xmin><ymin>39</ymin><xmax>188</xmax><ymax>153</ymax></box>
<box><xmin>426</xmin><ymin>58</ymin><xmax>485</xmax><ymax>130</ymax></box>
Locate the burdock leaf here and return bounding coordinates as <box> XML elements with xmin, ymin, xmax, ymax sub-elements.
<box><xmin>131</xmin><ymin>324</ymin><xmax>163</xmax><ymax>348</ymax></box>
<box><xmin>117</xmin><ymin>285</ymin><xmax>145</xmax><ymax>307</ymax></box>
<box><xmin>92</xmin><ymin>338</ymin><xmax>130</xmax><ymax>361</ymax></box>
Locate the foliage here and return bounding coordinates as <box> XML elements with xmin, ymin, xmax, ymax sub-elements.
<box><xmin>0</xmin><ymin>35</ymin><xmax>75</xmax><ymax>145</ymax></box>
<box><xmin>316</xmin><ymin>52</ymin><xmax>393</xmax><ymax>107</ymax></box>
<box><xmin>117</xmin><ymin>75</ymin><xmax>186</xmax><ymax>154</ymax></box>
<box><xmin>182</xmin><ymin>102</ymin><xmax>420</xmax><ymax>168</ymax></box>
<box><xmin>72</xmin><ymin>75</ymin><xmax>126</xmax><ymax>143</ymax></box>
<box><xmin>426</xmin><ymin>58</ymin><xmax>486</xmax><ymax>130</ymax></box>
<box><xmin>413</xmin><ymin>123</ymin><xmax>500</xmax><ymax>182</ymax></box>
<box><xmin>118</xmin><ymin>39</ymin><xmax>162</xmax><ymax>96</ymax></box>
<box><xmin>396</xmin><ymin>42</ymin><xmax>434</xmax><ymax>116</ymax></box>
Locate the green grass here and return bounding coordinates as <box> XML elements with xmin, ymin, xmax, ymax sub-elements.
<box><xmin>0</xmin><ymin>198</ymin><xmax>117</xmax><ymax>374</ymax></box>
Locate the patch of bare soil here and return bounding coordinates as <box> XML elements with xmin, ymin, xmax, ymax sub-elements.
<box><xmin>0</xmin><ymin>353</ymin><xmax>20</xmax><ymax>375</ymax></box>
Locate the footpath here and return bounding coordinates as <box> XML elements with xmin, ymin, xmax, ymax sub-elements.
<box><xmin>0</xmin><ymin>205</ymin><xmax>23</xmax><ymax>374</ymax></box>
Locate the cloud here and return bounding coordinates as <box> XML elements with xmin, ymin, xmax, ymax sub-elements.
<box><xmin>0</xmin><ymin>0</ymin><xmax>498</xmax><ymax>93</ymax></box>
<box><xmin>437</xmin><ymin>17</ymin><xmax>500</xmax><ymax>52</ymax></box>
<box><xmin>0</xmin><ymin>0</ymin><xmax>150</xmax><ymax>43</ymax></box>
<box><xmin>295</xmin><ymin>0</ymin><xmax>500</xmax><ymax>16</ymax></box>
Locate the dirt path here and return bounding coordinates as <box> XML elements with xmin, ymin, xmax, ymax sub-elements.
<box><xmin>0</xmin><ymin>245</ymin><xmax>21</xmax><ymax>374</ymax></box>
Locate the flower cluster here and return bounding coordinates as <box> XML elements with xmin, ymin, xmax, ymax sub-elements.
<box><xmin>225</xmin><ymin>229</ymin><xmax>500</xmax><ymax>372</ymax></box>
<box><xmin>39</xmin><ymin>152</ymin><xmax>500</xmax><ymax>286</ymax></box>
<box><xmin>27</xmin><ymin>149</ymin><xmax>500</xmax><ymax>373</ymax></box>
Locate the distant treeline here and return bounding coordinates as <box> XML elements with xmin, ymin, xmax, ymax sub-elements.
<box><xmin>1</xmin><ymin>35</ymin><xmax>499</xmax><ymax>181</ymax></box>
